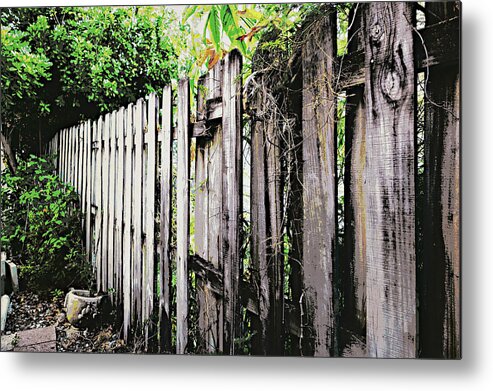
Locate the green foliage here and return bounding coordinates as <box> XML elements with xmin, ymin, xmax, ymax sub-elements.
<box><xmin>1</xmin><ymin>6</ymin><xmax>188</xmax><ymax>153</ymax></box>
<box><xmin>1</xmin><ymin>155</ymin><xmax>91</xmax><ymax>292</ymax></box>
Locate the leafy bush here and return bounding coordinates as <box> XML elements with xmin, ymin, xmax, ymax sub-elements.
<box><xmin>1</xmin><ymin>155</ymin><xmax>91</xmax><ymax>292</ymax></box>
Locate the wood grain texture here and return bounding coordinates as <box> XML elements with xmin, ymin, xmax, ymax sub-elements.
<box><xmin>122</xmin><ymin>104</ymin><xmax>134</xmax><ymax>341</ymax></box>
<box><xmin>143</xmin><ymin>94</ymin><xmax>157</xmax><ymax>347</ymax></box>
<box><xmin>94</xmin><ymin>118</ymin><xmax>103</xmax><ymax>292</ymax></box>
<box><xmin>108</xmin><ymin>112</ymin><xmax>117</xmax><ymax>296</ymax></box>
<box><xmin>195</xmin><ymin>71</ymin><xmax>223</xmax><ymax>353</ymax></box>
<box><xmin>133</xmin><ymin>100</ymin><xmax>144</xmax><ymax>327</ymax></box>
<box><xmin>158</xmin><ymin>86</ymin><xmax>173</xmax><ymax>352</ymax></box>
<box><xmin>420</xmin><ymin>0</ymin><xmax>460</xmax><ymax>360</ymax></box>
<box><xmin>176</xmin><ymin>79</ymin><xmax>190</xmax><ymax>354</ymax></box>
<box><xmin>85</xmin><ymin>121</ymin><xmax>93</xmax><ymax>268</ymax></box>
<box><xmin>250</xmin><ymin>65</ymin><xmax>284</xmax><ymax>356</ymax></box>
<box><xmin>342</xmin><ymin>86</ymin><xmax>368</xmax><ymax>357</ymax></box>
<box><xmin>115</xmin><ymin>108</ymin><xmax>125</xmax><ymax>305</ymax></box>
<box><xmin>363</xmin><ymin>2</ymin><xmax>416</xmax><ymax>358</ymax></box>
<box><xmin>301</xmin><ymin>12</ymin><xmax>337</xmax><ymax>357</ymax></box>
<box><xmin>341</xmin><ymin>7</ymin><xmax>367</xmax><ymax>357</ymax></box>
<box><xmin>221</xmin><ymin>50</ymin><xmax>242</xmax><ymax>355</ymax></box>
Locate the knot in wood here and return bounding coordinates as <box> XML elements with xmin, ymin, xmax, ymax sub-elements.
<box><xmin>381</xmin><ymin>68</ymin><xmax>403</xmax><ymax>103</ymax></box>
<box><xmin>370</xmin><ymin>22</ymin><xmax>383</xmax><ymax>44</ymax></box>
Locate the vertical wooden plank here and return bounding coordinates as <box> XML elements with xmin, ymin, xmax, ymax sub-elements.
<box><xmin>341</xmin><ymin>6</ymin><xmax>368</xmax><ymax>357</ymax></box>
<box><xmin>101</xmin><ymin>114</ymin><xmax>110</xmax><ymax>292</ymax></box>
<box><xmin>420</xmin><ymin>2</ymin><xmax>460</xmax><ymax>359</ymax></box>
<box><xmin>123</xmin><ymin>104</ymin><xmax>134</xmax><ymax>341</ymax></box>
<box><xmin>77</xmin><ymin>124</ymin><xmax>83</xmax><ymax>197</ymax></box>
<box><xmin>68</xmin><ymin>127</ymin><xmax>73</xmax><ymax>185</ymax></box>
<box><xmin>195</xmin><ymin>71</ymin><xmax>221</xmax><ymax>353</ymax></box>
<box><xmin>176</xmin><ymin>78</ymin><xmax>190</xmax><ymax>354</ymax></box>
<box><xmin>115</xmin><ymin>107</ymin><xmax>125</xmax><ymax>306</ymax></box>
<box><xmin>133</xmin><ymin>99</ymin><xmax>144</xmax><ymax>327</ymax></box>
<box><xmin>55</xmin><ymin>132</ymin><xmax>59</xmax><ymax>171</ymax></box>
<box><xmin>85</xmin><ymin>121</ymin><xmax>93</xmax><ymax>269</ymax></box>
<box><xmin>143</xmin><ymin>94</ymin><xmax>157</xmax><ymax>347</ymax></box>
<box><xmin>59</xmin><ymin>130</ymin><xmax>65</xmax><ymax>180</ymax></box>
<box><xmin>250</xmin><ymin>50</ymin><xmax>284</xmax><ymax>356</ymax></box>
<box><xmin>363</xmin><ymin>2</ymin><xmax>416</xmax><ymax>358</ymax></box>
<box><xmin>94</xmin><ymin>117</ymin><xmax>103</xmax><ymax>292</ymax></box>
<box><xmin>81</xmin><ymin>122</ymin><xmax>87</xmax><ymax>216</ymax></box>
<box><xmin>301</xmin><ymin>11</ymin><xmax>337</xmax><ymax>357</ymax></box>
<box><xmin>221</xmin><ymin>50</ymin><xmax>242</xmax><ymax>355</ymax></box>
<box><xmin>107</xmin><ymin>111</ymin><xmax>117</xmax><ymax>297</ymax></box>
<box><xmin>159</xmin><ymin>86</ymin><xmax>173</xmax><ymax>352</ymax></box>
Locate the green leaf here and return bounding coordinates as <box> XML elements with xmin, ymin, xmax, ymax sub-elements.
<box><xmin>208</xmin><ymin>6</ymin><xmax>221</xmax><ymax>52</ymax></box>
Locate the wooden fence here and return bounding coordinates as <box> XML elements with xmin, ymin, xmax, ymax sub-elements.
<box><xmin>46</xmin><ymin>2</ymin><xmax>460</xmax><ymax>358</ymax></box>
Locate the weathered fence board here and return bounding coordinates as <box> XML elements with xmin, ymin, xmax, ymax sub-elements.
<box><xmin>363</xmin><ymin>2</ymin><xmax>416</xmax><ymax>358</ymax></box>
<box><xmin>300</xmin><ymin>11</ymin><xmax>337</xmax><ymax>357</ymax></box>
<box><xmin>158</xmin><ymin>86</ymin><xmax>173</xmax><ymax>352</ymax></box>
<box><xmin>195</xmin><ymin>69</ymin><xmax>223</xmax><ymax>353</ymax></box>
<box><xmin>250</xmin><ymin>47</ymin><xmax>284</xmax><ymax>355</ymax></box>
<box><xmin>122</xmin><ymin>104</ymin><xmax>133</xmax><ymax>340</ymax></box>
<box><xmin>341</xmin><ymin>6</ymin><xmax>367</xmax><ymax>357</ymax></box>
<box><xmin>143</xmin><ymin>94</ymin><xmax>157</xmax><ymax>346</ymax></box>
<box><xmin>176</xmin><ymin>79</ymin><xmax>191</xmax><ymax>354</ymax></box>
<box><xmin>133</xmin><ymin>100</ymin><xmax>144</xmax><ymax>327</ymax></box>
<box><xmin>221</xmin><ymin>50</ymin><xmax>242</xmax><ymax>355</ymax></box>
<box><xmin>420</xmin><ymin>1</ymin><xmax>461</xmax><ymax>360</ymax></box>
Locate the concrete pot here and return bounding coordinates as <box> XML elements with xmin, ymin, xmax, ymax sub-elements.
<box><xmin>64</xmin><ymin>289</ymin><xmax>110</xmax><ymax>328</ymax></box>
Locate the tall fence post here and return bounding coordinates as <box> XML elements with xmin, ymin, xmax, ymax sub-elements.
<box><xmin>159</xmin><ymin>86</ymin><xmax>173</xmax><ymax>352</ymax></box>
<box><xmin>300</xmin><ymin>10</ymin><xmax>337</xmax><ymax>357</ymax></box>
<box><xmin>176</xmin><ymin>78</ymin><xmax>190</xmax><ymax>354</ymax></box>
<box><xmin>221</xmin><ymin>50</ymin><xmax>243</xmax><ymax>355</ymax></box>
<box><xmin>363</xmin><ymin>2</ymin><xmax>416</xmax><ymax>358</ymax></box>
<box><xmin>420</xmin><ymin>1</ymin><xmax>461</xmax><ymax>359</ymax></box>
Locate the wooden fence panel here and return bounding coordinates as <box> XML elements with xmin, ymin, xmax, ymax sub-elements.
<box><xmin>107</xmin><ymin>112</ymin><xmax>117</xmax><ymax>297</ymax></box>
<box><xmin>250</xmin><ymin>51</ymin><xmax>284</xmax><ymax>355</ymax></box>
<box><xmin>114</xmin><ymin>108</ymin><xmax>125</xmax><ymax>306</ymax></box>
<box><xmin>176</xmin><ymin>78</ymin><xmax>191</xmax><ymax>354</ymax></box>
<box><xmin>363</xmin><ymin>2</ymin><xmax>416</xmax><ymax>358</ymax></box>
<box><xmin>95</xmin><ymin>118</ymin><xmax>103</xmax><ymax>292</ymax></box>
<box><xmin>122</xmin><ymin>104</ymin><xmax>134</xmax><ymax>340</ymax></box>
<box><xmin>300</xmin><ymin>11</ymin><xmax>337</xmax><ymax>357</ymax></box>
<box><xmin>133</xmin><ymin>99</ymin><xmax>144</xmax><ymax>327</ymax></box>
<box><xmin>158</xmin><ymin>86</ymin><xmax>173</xmax><ymax>352</ymax></box>
<box><xmin>85</xmin><ymin>121</ymin><xmax>93</xmax><ymax>270</ymax></box>
<box><xmin>194</xmin><ymin>67</ymin><xmax>223</xmax><ymax>354</ymax></box>
<box><xmin>143</xmin><ymin>94</ymin><xmax>157</xmax><ymax>346</ymax></box>
<box><xmin>221</xmin><ymin>49</ymin><xmax>242</xmax><ymax>355</ymax></box>
<box><xmin>341</xmin><ymin>5</ymin><xmax>367</xmax><ymax>357</ymax></box>
<box><xmin>420</xmin><ymin>1</ymin><xmax>461</xmax><ymax>359</ymax></box>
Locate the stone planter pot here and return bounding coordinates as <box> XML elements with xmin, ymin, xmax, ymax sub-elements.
<box><xmin>64</xmin><ymin>289</ymin><xmax>110</xmax><ymax>328</ymax></box>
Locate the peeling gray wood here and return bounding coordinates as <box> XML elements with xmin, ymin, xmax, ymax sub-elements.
<box><xmin>420</xmin><ymin>1</ymin><xmax>460</xmax><ymax>359</ymax></box>
<box><xmin>133</xmin><ymin>99</ymin><xmax>144</xmax><ymax>326</ymax></box>
<box><xmin>85</xmin><ymin>121</ymin><xmax>93</xmax><ymax>269</ymax></box>
<box><xmin>176</xmin><ymin>79</ymin><xmax>190</xmax><ymax>354</ymax></box>
<box><xmin>342</xmin><ymin>86</ymin><xmax>367</xmax><ymax>357</ymax></box>
<box><xmin>114</xmin><ymin>107</ymin><xmax>125</xmax><ymax>305</ymax></box>
<box><xmin>341</xmin><ymin>6</ymin><xmax>367</xmax><ymax>357</ymax></box>
<box><xmin>107</xmin><ymin>112</ymin><xmax>117</xmax><ymax>296</ymax></box>
<box><xmin>143</xmin><ymin>94</ymin><xmax>157</xmax><ymax>347</ymax></box>
<box><xmin>250</xmin><ymin>55</ymin><xmax>284</xmax><ymax>355</ymax></box>
<box><xmin>221</xmin><ymin>50</ymin><xmax>242</xmax><ymax>355</ymax></box>
<box><xmin>94</xmin><ymin>118</ymin><xmax>103</xmax><ymax>292</ymax></box>
<box><xmin>122</xmin><ymin>104</ymin><xmax>134</xmax><ymax>341</ymax></box>
<box><xmin>159</xmin><ymin>86</ymin><xmax>173</xmax><ymax>352</ymax></box>
<box><xmin>301</xmin><ymin>12</ymin><xmax>337</xmax><ymax>357</ymax></box>
<box><xmin>363</xmin><ymin>2</ymin><xmax>416</xmax><ymax>358</ymax></box>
